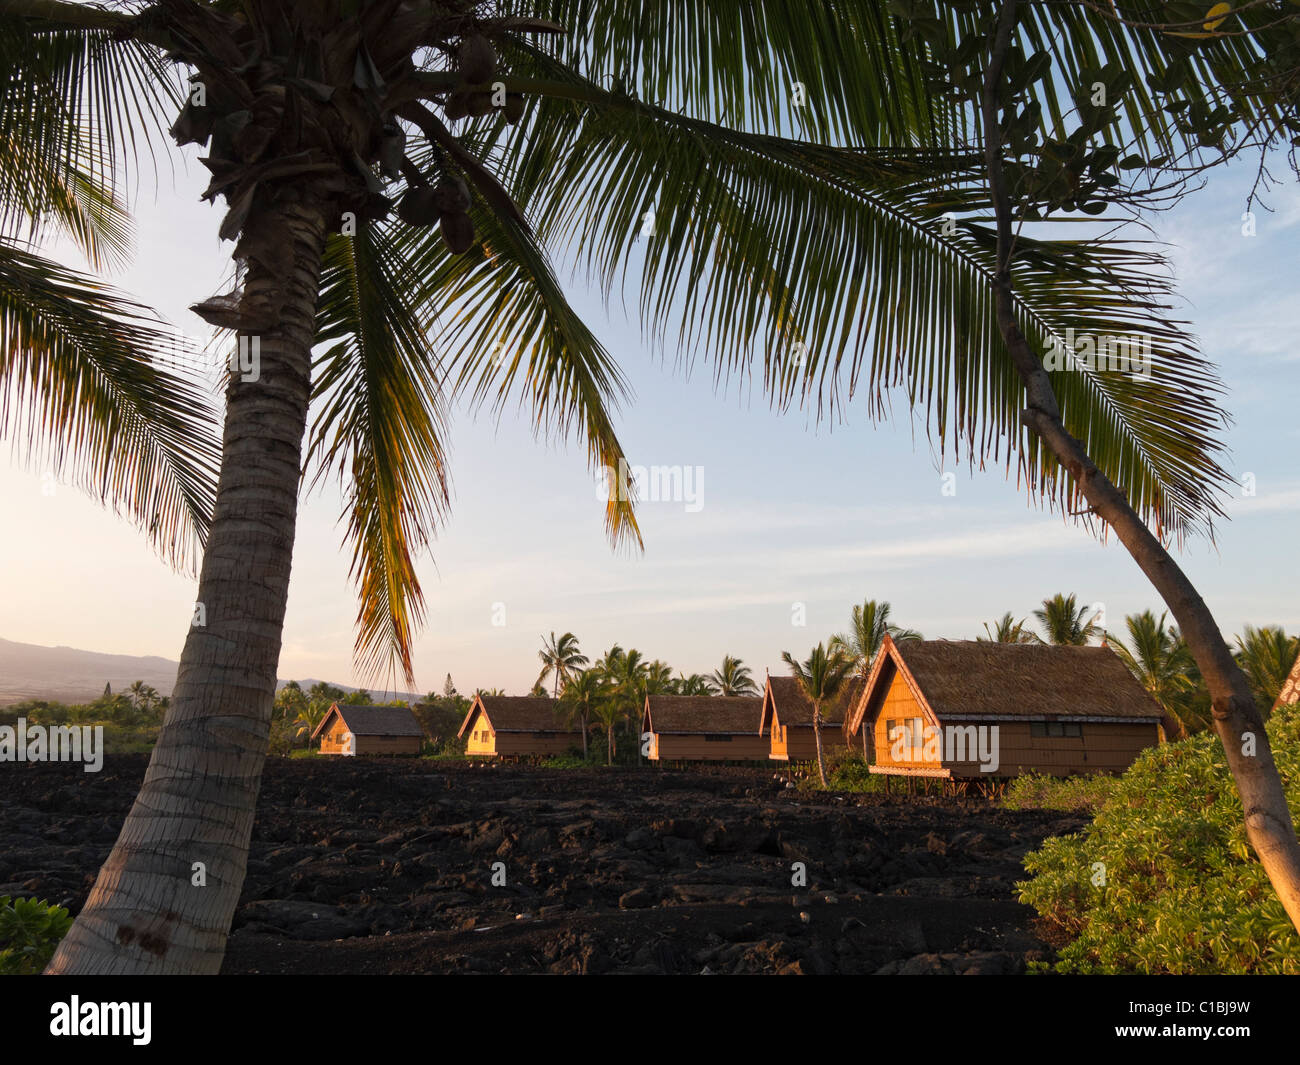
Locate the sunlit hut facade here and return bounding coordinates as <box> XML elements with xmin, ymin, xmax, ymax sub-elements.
<box><xmin>457</xmin><ymin>695</ymin><xmax>581</xmax><ymax>758</ymax></box>
<box><xmin>759</xmin><ymin>674</ymin><xmax>865</xmax><ymax>762</ymax></box>
<box><xmin>844</xmin><ymin>636</ymin><xmax>1166</xmax><ymax>783</ymax></box>
<box><xmin>1274</xmin><ymin>649</ymin><xmax>1300</xmax><ymax>710</ymax></box>
<box><xmin>642</xmin><ymin>695</ymin><xmax>768</xmax><ymax>762</ymax></box>
<box><xmin>312</xmin><ymin>704</ymin><xmax>425</xmax><ymax>756</ymax></box>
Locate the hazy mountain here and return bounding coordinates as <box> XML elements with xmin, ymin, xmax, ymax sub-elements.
<box><xmin>0</xmin><ymin>637</ymin><xmax>418</xmax><ymax>706</ymax></box>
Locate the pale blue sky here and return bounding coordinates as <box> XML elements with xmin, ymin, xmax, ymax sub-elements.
<box><xmin>2</xmin><ymin>141</ymin><xmax>1297</xmax><ymax>696</ymax></box>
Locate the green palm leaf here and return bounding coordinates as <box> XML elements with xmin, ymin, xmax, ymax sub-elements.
<box><xmin>0</xmin><ymin>241</ymin><xmax>219</xmax><ymax>569</ymax></box>
<box><xmin>308</xmin><ymin>220</ymin><xmax>454</xmax><ymax>684</ymax></box>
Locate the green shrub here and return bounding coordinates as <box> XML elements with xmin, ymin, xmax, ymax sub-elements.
<box><xmin>1003</xmin><ymin>771</ymin><xmax>1120</xmax><ymax>813</ymax></box>
<box><xmin>0</xmin><ymin>896</ymin><xmax>73</xmax><ymax>975</ymax></box>
<box><xmin>1018</xmin><ymin>704</ymin><xmax>1300</xmax><ymax>973</ymax></box>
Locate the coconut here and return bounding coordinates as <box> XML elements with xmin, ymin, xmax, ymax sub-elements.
<box><xmin>440</xmin><ymin>210</ymin><xmax>475</xmax><ymax>254</ymax></box>
<box><xmin>432</xmin><ymin>175</ymin><xmax>471</xmax><ymax>214</ymax></box>
<box><xmin>457</xmin><ymin>33</ymin><xmax>496</xmax><ymax>84</ymax></box>
<box><xmin>397</xmin><ymin>186</ymin><xmax>439</xmax><ymax>226</ymax></box>
<box><xmin>503</xmin><ymin>94</ymin><xmax>526</xmax><ymax>125</ymax></box>
<box><xmin>443</xmin><ymin>91</ymin><xmax>471</xmax><ymax>121</ymax></box>
<box><xmin>466</xmin><ymin>91</ymin><xmax>495</xmax><ymax>118</ymax></box>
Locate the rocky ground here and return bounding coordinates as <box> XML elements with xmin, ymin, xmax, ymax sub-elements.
<box><xmin>0</xmin><ymin>756</ymin><xmax>1082</xmax><ymax>974</ymax></box>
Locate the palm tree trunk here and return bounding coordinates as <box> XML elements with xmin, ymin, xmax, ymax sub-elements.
<box><xmin>47</xmin><ymin>197</ymin><xmax>331</xmax><ymax>974</ymax></box>
<box><xmin>813</xmin><ymin>704</ymin><xmax>829</xmax><ymax>788</ymax></box>
<box><xmin>983</xmin><ymin>0</ymin><xmax>1300</xmax><ymax>932</ymax></box>
<box><xmin>581</xmin><ymin>712</ymin><xmax>589</xmax><ymax>760</ymax></box>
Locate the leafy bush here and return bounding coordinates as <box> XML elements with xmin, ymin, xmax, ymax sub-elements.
<box><xmin>1003</xmin><ymin>771</ymin><xmax>1120</xmax><ymax>813</ymax></box>
<box><xmin>0</xmin><ymin>896</ymin><xmax>72</xmax><ymax>975</ymax></box>
<box><xmin>1018</xmin><ymin>704</ymin><xmax>1300</xmax><ymax>973</ymax></box>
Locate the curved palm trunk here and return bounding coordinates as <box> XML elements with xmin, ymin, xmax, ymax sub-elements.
<box><xmin>813</xmin><ymin>704</ymin><xmax>829</xmax><ymax>788</ymax></box>
<box><xmin>47</xmin><ymin>198</ymin><xmax>330</xmax><ymax>974</ymax></box>
<box><xmin>983</xmin><ymin>0</ymin><xmax>1300</xmax><ymax>932</ymax></box>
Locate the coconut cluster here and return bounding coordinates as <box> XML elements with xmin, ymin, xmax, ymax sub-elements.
<box><xmin>157</xmin><ymin>1</ymin><xmax>517</xmax><ymax>278</ymax></box>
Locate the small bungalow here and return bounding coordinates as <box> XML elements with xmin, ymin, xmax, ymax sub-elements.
<box><xmin>311</xmin><ymin>703</ymin><xmax>424</xmax><ymax>756</ymax></box>
<box><xmin>759</xmin><ymin>675</ymin><xmax>865</xmax><ymax>762</ymax></box>
<box><xmin>642</xmin><ymin>695</ymin><xmax>768</xmax><ymax>762</ymax></box>
<box><xmin>844</xmin><ymin>636</ymin><xmax>1165</xmax><ymax>781</ymax></box>
<box><xmin>457</xmin><ymin>695</ymin><xmax>581</xmax><ymax>758</ymax></box>
<box><xmin>1274</xmin><ymin>650</ymin><xmax>1300</xmax><ymax>711</ymax></box>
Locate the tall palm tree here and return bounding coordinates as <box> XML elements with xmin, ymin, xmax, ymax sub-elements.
<box><xmin>1235</xmin><ymin>626</ymin><xmax>1300</xmax><ymax>716</ymax></box>
<box><xmin>559</xmin><ymin>667</ymin><xmax>605</xmax><ymax>760</ymax></box>
<box><xmin>979</xmin><ymin>612</ymin><xmax>1039</xmax><ymax>644</ymax></box>
<box><xmin>1033</xmin><ymin>594</ymin><xmax>1101</xmax><ymax>646</ymax></box>
<box><xmin>782</xmin><ymin>642</ymin><xmax>855</xmax><ymax>788</ymax></box>
<box><xmin>710</xmin><ymin>655</ymin><xmax>758</xmax><ymax>696</ymax></box>
<box><xmin>536</xmin><ymin>631</ymin><xmax>588</xmax><ymax>698</ymax></box>
<box><xmin>832</xmin><ymin>599</ymin><xmax>921</xmax><ymax>677</ymax></box>
<box><xmin>11</xmin><ymin>0</ymin><xmax>1297</xmax><ymax>966</ymax></box>
<box><xmin>1108</xmin><ymin>611</ymin><xmax>1202</xmax><ymax>738</ymax></box>
<box><xmin>644</xmin><ymin>659</ymin><xmax>674</xmax><ymax>695</ymax></box>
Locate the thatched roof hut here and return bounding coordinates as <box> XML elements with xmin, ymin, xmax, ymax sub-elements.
<box><xmin>457</xmin><ymin>694</ymin><xmax>581</xmax><ymax>758</ymax></box>
<box><xmin>641</xmin><ymin>695</ymin><xmax>768</xmax><ymax>761</ymax></box>
<box><xmin>845</xmin><ymin>635</ymin><xmax>1164</xmax><ymax>779</ymax></box>
<box><xmin>312</xmin><ymin>704</ymin><xmax>424</xmax><ymax>756</ymax></box>
<box><xmin>1274</xmin><ymin>649</ymin><xmax>1300</xmax><ymax>711</ymax></box>
<box><xmin>759</xmin><ymin>674</ymin><xmax>864</xmax><ymax>762</ymax></box>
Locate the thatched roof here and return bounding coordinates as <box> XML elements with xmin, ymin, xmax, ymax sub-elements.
<box><xmin>760</xmin><ymin>675</ymin><xmax>865</xmax><ymax>733</ymax></box>
<box><xmin>311</xmin><ymin>704</ymin><xmax>424</xmax><ymax>740</ymax></box>
<box><xmin>643</xmin><ymin>695</ymin><xmax>764</xmax><ymax>735</ymax></box>
<box><xmin>1274</xmin><ymin>649</ymin><xmax>1300</xmax><ymax>710</ymax></box>
<box><xmin>457</xmin><ymin>695</ymin><xmax>576</xmax><ymax>737</ymax></box>
<box><xmin>846</xmin><ymin>636</ymin><xmax>1164</xmax><ymax>733</ymax></box>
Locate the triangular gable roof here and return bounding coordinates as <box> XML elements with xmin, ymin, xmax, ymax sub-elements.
<box><xmin>759</xmin><ymin>675</ymin><xmax>865</xmax><ymax>734</ymax></box>
<box><xmin>311</xmin><ymin>703</ymin><xmax>424</xmax><ymax>740</ymax></box>
<box><xmin>643</xmin><ymin>695</ymin><xmax>763</xmax><ymax>735</ymax></box>
<box><xmin>1274</xmin><ymin>648</ymin><xmax>1300</xmax><ymax>711</ymax></box>
<box><xmin>457</xmin><ymin>695</ymin><xmax>573</xmax><ymax>738</ymax></box>
<box><xmin>846</xmin><ymin>635</ymin><xmax>1165</xmax><ymax>734</ymax></box>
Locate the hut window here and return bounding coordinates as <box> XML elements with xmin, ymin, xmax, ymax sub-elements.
<box><xmin>1031</xmin><ymin>722</ymin><xmax>1083</xmax><ymax>738</ymax></box>
<box><xmin>886</xmin><ymin>718</ymin><xmax>924</xmax><ymax>748</ymax></box>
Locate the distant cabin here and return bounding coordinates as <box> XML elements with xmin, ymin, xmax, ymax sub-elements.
<box><xmin>759</xmin><ymin>675</ymin><xmax>865</xmax><ymax>762</ymax></box>
<box><xmin>1274</xmin><ymin>650</ymin><xmax>1300</xmax><ymax>710</ymax></box>
<box><xmin>311</xmin><ymin>703</ymin><xmax>424</xmax><ymax>756</ymax></box>
<box><xmin>642</xmin><ymin>695</ymin><xmax>768</xmax><ymax>762</ymax></box>
<box><xmin>844</xmin><ymin>636</ymin><xmax>1164</xmax><ymax>780</ymax></box>
<box><xmin>457</xmin><ymin>695</ymin><xmax>581</xmax><ymax>758</ymax></box>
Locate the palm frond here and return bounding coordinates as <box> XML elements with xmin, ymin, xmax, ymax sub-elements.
<box><xmin>0</xmin><ymin>241</ymin><xmax>219</xmax><ymax>569</ymax></box>
<box><xmin>308</xmin><ymin>221</ymin><xmax>454</xmax><ymax>686</ymax></box>
<box><xmin>493</xmin><ymin>50</ymin><xmax>1231</xmax><ymax>540</ymax></box>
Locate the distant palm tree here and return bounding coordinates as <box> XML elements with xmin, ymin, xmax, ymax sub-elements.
<box><xmin>979</xmin><ymin>612</ymin><xmax>1040</xmax><ymax>644</ymax></box>
<box><xmin>711</xmin><ymin>655</ymin><xmax>758</xmax><ymax>696</ymax></box>
<box><xmin>673</xmin><ymin>672</ymin><xmax>717</xmax><ymax>696</ymax></box>
<box><xmin>293</xmin><ymin>704</ymin><xmax>329</xmax><ymax>747</ymax></box>
<box><xmin>590</xmin><ymin>696</ymin><xmax>624</xmax><ymax>766</ymax></box>
<box><xmin>1235</xmin><ymin>626</ymin><xmax>1300</xmax><ymax>715</ymax></box>
<box><xmin>782</xmin><ymin>643</ymin><xmax>856</xmax><ymax>788</ymax></box>
<box><xmin>560</xmin><ymin>668</ymin><xmax>606</xmax><ymax>760</ymax></box>
<box><xmin>1033</xmin><ymin>594</ymin><xmax>1101</xmax><ymax>646</ymax></box>
<box><xmin>536</xmin><ymin>631</ymin><xmax>589</xmax><ymax>698</ymax></box>
<box><xmin>1108</xmin><ymin>611</ymin><xmax>1201</xmax><ymax>737</ymax></box>
<box><xmin>645</xmin><ymin>660</ymin><xmax>674</xmax><ymax>695</ymax></box>
<box><xmin>832</xmin><ymin>599</ymin><xmax>921</xmax><ymax>677</ymax></box>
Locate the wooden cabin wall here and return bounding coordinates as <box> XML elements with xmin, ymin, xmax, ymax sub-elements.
<box><xmin>652</xmin><ymin>734</ymin><xmax>770</xmax><ymax>761</ymax></box>
<box><xmin>354</xmin><ymin>735</ymin><xmax>421</xmax><ymax>756</ymax></box>
<box><xmin>492</xmin><ymin>733</ymin><xmax>583</xmax><ymax>757</ymax></box>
